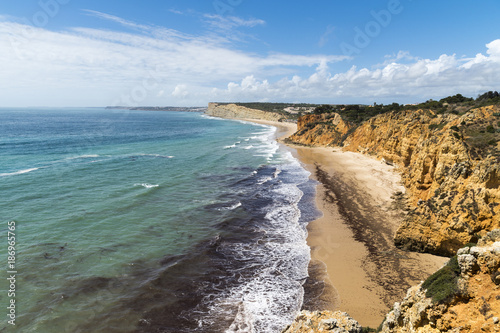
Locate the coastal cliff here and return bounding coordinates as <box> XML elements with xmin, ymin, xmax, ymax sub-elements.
<box><xmin>289</xmin><ymin>106</ymin><xmax>500</xmax><ymax>257</ymax></box>
<box><xmin>206</xmin><ymin>102</ymin><xmax>500</xmax><ymax>332</ymax></box>
<box><xmin>290</xmin><ymin>113</ymin><xmax>353</xmax><ymax>146</ymax></box>
<box><xmin>380</xmin><ymin>229</ymin><xmax>500</xmax><ymax>333</ymax></box>
<box><xmin>206</xmin><ymin>102</ymin><xmax>286</xmax><ymax>122</ymax></box>
<box><xmin>284</xmin><ymin>230</ymin><xmax>500</xmax><ymax>333</ymax></box>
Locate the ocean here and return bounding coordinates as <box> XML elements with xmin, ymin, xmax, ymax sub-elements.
<box><xmin>0</xmin><ymin>108</ymin><xmax>318</xmax><ymax>333</ymax></box>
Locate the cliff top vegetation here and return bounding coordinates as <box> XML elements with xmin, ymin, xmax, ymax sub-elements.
<box><xmin>219</xmin><ymin>91</ymin><xmax>500</xmax><ymax>124</ymax></box>
<box><xmin>312</xmin><ymin>91</ymin><xmax>500</xmax><ymax>124</ymax></box>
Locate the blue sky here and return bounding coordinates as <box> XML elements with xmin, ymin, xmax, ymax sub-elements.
<box><xmin>1</xmin><ymin>0</ymin><xmax>500</xmax><ymax>106</ymax></box>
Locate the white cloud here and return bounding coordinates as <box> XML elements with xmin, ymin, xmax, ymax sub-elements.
<box><xmin>486</xmin><ymin>39</ymin><xmax>500</xmax><ymax>59</ymax></box>
<box><xmin>172</xmin><ymin>84</ymin><xmax>189</xmax><ymax>98</ymax></box>
<box><xmin>211</xmin><ymin>40</ymin><xmax>500</xmax><ymax>103</ymax></box>
<box><xmin>202</xmin><ymin>14</ymin><xmax>266</xmax><ymax>43</ymax></box>
<box><xmin>318</xmin><ymin>25</ymin><xmax>335</xmax><ymax>48</ymax></box>
<box><xmin>83</xmin><ymin>9</ymin><xmax>149</xmax><ymax>31</ymax></box>
<box><xmin>378</xmin><ymin>50</ymin><xmax>417</xmax><ymax>67</ymax></box>
<box><xmin>0</xmin><ymin>15</ymin><xmax>345</xmax><ymax>106</ymax></box>
<box><xmin>203</xmin><ymin>14</ymin><xmax>265</xmax><ymax>30</ymax></box>
<box><xmin>0</xmin><ymin>12</ymin><xmax>499</xmax><ymax>106</ymax></box>
<box><xmin>169</xmin><ymin>9</ymin><xmax>185</xmax><ymax>15</ymax></box>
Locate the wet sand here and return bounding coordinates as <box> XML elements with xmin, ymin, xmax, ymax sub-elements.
<box><xmin>241</xmin><ymin>118</ymin><xmax>448</xmax><ymax>327</ymax></box>
<box><xmin>293</xmin><ymin>147</ymin><xmax>448</xmax><ymax>327</ymax></box>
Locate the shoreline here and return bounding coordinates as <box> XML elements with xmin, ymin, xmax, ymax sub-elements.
<box><xmin>241</xmin><ymin>118</ymin><xmax>448</xmax><ymax>327</ymax></box>
<box><xmin>241</xmin><ymin>118</ymin><xmax>298</xmax><ymax>140</ymax></box>
<box><xmin>293</xmin><ymin>147</ymin><xmax>448</xmax><ymax>327</ymax></box>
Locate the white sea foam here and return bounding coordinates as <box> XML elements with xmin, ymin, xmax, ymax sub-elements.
<box><xmin>257</xmin><ymin>176</ymin><xmax>272</xmax><ymax>185</ymax></box>
<box><xmin>0</xmin><ymin>168</ymin><xmax>39</xmax><ymax>177</ymax></box>
<box><xmin>193</xmin><ymin>116</ymin><xmax>311</xmax><ymax>332</ymax></box>
<box><xmin>224</xmin><ymin>141</ymin><xmax>243</xmax><ymax>149</ymax></box>
<box><xmin>248</xmin><ymin>131</ymin><xmax>279</xmax><ymax>163</ymax></box>
<box><xmin>201</xmin><ymin>160</ymin><xmax>311</xmax><ymax>333</ymax></box>
<box><xmin>135</xmin><ymin>154</ymin><xmax>174</xmax><ymax>158</ymax></box>
<box><xmin>134</xmin><ymin>183</ymin><xmax>159</xmax><ymax>189</ymax></box>
<box><xmin>201</xmin><ymin>114</ymin><xmax>226</xmax><ymax>121</ymax></box>
<box><xmin>66</xmin><ymin>154</ymin><xmax>99</xmax><ymax>160</ymax></box>
<box><xmin>229</xmin><ymin>202</ymin><xmax>242</xmax><ymax>210</ymax></box>
<box><xmin>217</xmin><ymin>202</ymin><xmax>242</xmax><ymax>211</ymax></box>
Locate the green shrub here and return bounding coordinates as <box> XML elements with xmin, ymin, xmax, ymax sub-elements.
<box><xmin>440</xmin><ymin>94</ymin><xmax>473</xmax><ymax>104</ymax></box>
<box><xmin>376</xmin><ymin>318</ymin><xmax>386</xmax><ymax>332</ymax></box>
<box><xmin>487</xmin><ymin>125</ymin><xmax>495</xmax><ymax>133</ymax></box>
<box><xmin>422</xmin><ymin>256</ymin><xmax>460</xmax><ymax>304</ymax></box>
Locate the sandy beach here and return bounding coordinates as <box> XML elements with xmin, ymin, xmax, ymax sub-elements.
<box><xmin>242</xmin><ymin>118</ymin><xmax>298</xmax><ymax>139</ymax></box>
<box><xmin>244</xmin><ymin>119</ymin><xmax>448</xmax><ymax>327</ymax></box>
<box><xmin>294</xmin><ymin>148</ymin><xmax>448</xmax><ymax>327</ymax></box>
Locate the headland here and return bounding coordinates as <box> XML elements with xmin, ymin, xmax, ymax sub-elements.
<box><xmin>205</xmin><ymin>97</ymin><xmax>500</xmax><ymax>331</ymax></box>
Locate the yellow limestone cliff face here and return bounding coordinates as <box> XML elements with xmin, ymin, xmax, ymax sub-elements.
<box><xmin>206</xmin><ymin>103</ymin><xmax>285</xmax><ymax>122</ymax></box>
<box><xmin>380</xmin><ymin>229</ymin><xmax>500</xmax><ymax>333</ymax></box>
<box><xmin>282</xmin><ymin>310</ymin><xmax>362</xmax><ymax>333</ymax></box>
<box><xmin>291</xmin><ymin>106</ymin><xmax>500</xmax><ymax>256</ymax></box>
<box><xmin>283</xmin><ymin>232</ymin><xmax>500</xmax><ymax>333</ymax></box>
<box><xmin>288</xmin><ymin>113</ymin><xmax>353</xmax><ymax>146</ymax></box>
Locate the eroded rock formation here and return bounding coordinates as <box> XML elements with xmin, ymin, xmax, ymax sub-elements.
<box><xmin>289</xmin><ymin>113</ymin><xmax>353</xmax><ymax>146</ymax></box>
<box><xmin>380</xmin><ymin>229</ymin><xmax>500</xmax><ymax>333</ymax></box>
<box><xmin>289</xmin><ymin>106</ymin><xmax>500</xmax><ymax>256</ymax></box>
<box><xmin>282</xmin><ymin>310</ymin><xmax>362</xmax><ymax>333</ymax></box>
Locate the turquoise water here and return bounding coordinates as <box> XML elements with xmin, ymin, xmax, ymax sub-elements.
<box><xmin>0</xmin><ymin>108</ymin><xmax>315</xmax><ymax>332</ymax></box>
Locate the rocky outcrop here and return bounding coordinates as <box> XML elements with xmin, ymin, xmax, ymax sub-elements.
<box><xmin>290</xmin><ymin>106</ymin><xmax>500</xmax><ymax>256</ymax></box>
<box><xmin>288</xmin><ymin>113</ymin><xmax>353</xmax><ymax>146</ymax></box>
<box><xmin>380</xmin><ymin>229</ymin><xmax>500</xmax><ymax>333</ymax></box>
<box><xmin>206</xmin><ymin>103</ymin><xmax>285</xmax><ymax>122</ymax></box>
<box><xmin>282</xmin><ymin>310</ymin><xmax>362</xmax><ymax>333</ymax></box>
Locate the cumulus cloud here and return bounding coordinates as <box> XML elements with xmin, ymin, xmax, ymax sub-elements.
<box><xmin>211</xmin><ymin>40</ymin><xmax>500</xmax><ymax>103</ymax></box>
<box><xmin>486</xmin><ymin>39</ymin><xmax>500</xmax><ymax>58</ymax></box>
<box><xmin>172</xmin><ymin>84</ymin><xmax>189</xmax><ymax>98</ymax></box>
<box><xmin>379</xmin><ymin>50</ymin><xmax>418</xmax><ymax>67</ymax></box>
